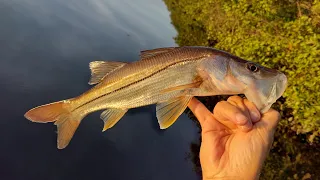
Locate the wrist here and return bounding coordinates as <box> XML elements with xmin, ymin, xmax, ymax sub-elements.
<box><xmin>202</xmin><ymin>170</ymin><xmax>261</xmax><ymax>180</ymax></box>
<box><xmin>203</xmin><ymin>174</ymin><xmax>260</xmax><ymax>180</ymax></box>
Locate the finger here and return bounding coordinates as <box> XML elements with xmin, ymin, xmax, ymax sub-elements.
<box><xmin>227</xmin><ymin>96</ymin><xmax>251</xmax><ymax>118</ymax></box>
<box><xmin>259</xmin><ymin>108</ymin><xmax>280</xmax><ymax>131</ymax></box>
<box><xmin>226</xmin><ymin>96</ymin><xmax>253</xmax><ymax>131</ymax></box>
<box><xmin>228</xmin><ymin>96</ymin><xmax>261</xmax><ymax>123</ymax></box>
<box><xmin>254</xmin><ymin>109</ymin><xmax>280</xmax><ymax>148</ymax></box>
<box><xmin>213</xmin><ymin>101</ymin><xmax>252</xmax><ymax>132</ymax></box>
<box><xmin>187</xmin><ymin>97</ymin><xmax>213</xmax><ymax>127</ymax></box>
<box><xmin>243</xmin><ymin>99</ymin><xmax>261</xmax><ymax>123</ymax></box>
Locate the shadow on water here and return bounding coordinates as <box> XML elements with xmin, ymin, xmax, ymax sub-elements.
<box><xmin>128</xmin><ymin>105</ymin><xmax>166</xmax><ymax>135</ymax></box>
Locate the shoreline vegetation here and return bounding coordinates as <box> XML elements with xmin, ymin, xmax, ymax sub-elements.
<box><xmin>162</xmin><ymin>0</ymin><xmax>320</xmax><ymax>179</ymax></box>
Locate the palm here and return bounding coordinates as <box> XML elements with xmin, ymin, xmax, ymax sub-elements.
<box><xmin>187</xmin><ymin>96</ymin><xmax>279</xmax><ymax>180</ymax></box>
<box><xmin>201</xmin><ymin>120</ymin><xmax>272</xmax><ymax>179</ymax></box>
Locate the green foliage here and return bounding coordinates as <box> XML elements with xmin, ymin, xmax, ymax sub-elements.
<box><xmin>164</xmin><ymin>0</ymin><xmax>320</xmax><ymax>142</ymax></box>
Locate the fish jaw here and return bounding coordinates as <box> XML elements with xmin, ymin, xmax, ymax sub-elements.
<box><xmin>244</xmin><ymin>72</ymin><xmax>288</xmax><ymax>113</ymax></box>
<box><xmin>261</xmin><ymin>72</ymin><xmax>287</xmax><ymax>113</ymax></box>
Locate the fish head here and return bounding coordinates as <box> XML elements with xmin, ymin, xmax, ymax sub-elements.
<box><xmin>229</xmin><ymin>58</ymin><xmax>288</xmax><ymax>113</ymax></box>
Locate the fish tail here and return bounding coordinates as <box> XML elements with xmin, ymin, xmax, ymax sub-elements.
<box><xmin>24</xmin><ymin>99</ymin><xmax>85</xmax><ymax>149</ymax></box>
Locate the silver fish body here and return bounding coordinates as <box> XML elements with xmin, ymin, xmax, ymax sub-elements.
<box><xmin>24</xmin><ymin>46</ymin><xmax>287</xmax><ymax>149</ymax></box>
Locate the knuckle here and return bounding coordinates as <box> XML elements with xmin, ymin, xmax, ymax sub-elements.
<box><xmin>216</xmin><ymin>101</ymin><xmax>227</xmax><ymax>107</ymax></box>
<box><xmin>227</xmin><ymin>95</ymin><xmax>243</xmax><ymax>103</ymax></box>
<box><xmin>214</xmin><ymin>101</ymin><xmax>228</xmax><ymax>111</ymax></box>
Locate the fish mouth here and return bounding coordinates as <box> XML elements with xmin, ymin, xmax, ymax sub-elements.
<box><xmin>261</xmin><ymin>73</ymin><xmax>287</xmax><ymax>113</ymax></box>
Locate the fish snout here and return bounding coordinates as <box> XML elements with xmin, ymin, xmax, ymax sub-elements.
<box><xmin>276</xmin><ymin>73</ymin><xmax>288</xmax><ymax>96</ymax></box>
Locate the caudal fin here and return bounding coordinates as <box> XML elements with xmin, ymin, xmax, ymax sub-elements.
<box><xmin>24</xmin><ymin>99</ymin><xmax>84</xmax><ymax>149</ymax></box>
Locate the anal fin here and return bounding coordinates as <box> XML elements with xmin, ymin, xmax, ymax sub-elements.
<box><xmin>156</xmin><ymin>96</ymin><xmax>192</xmax><ymax>129</ymax></box>
<box><xmin>100</xmin><ymin>108</ymin><xmax>128</xmax><ymax>131</ymax></box>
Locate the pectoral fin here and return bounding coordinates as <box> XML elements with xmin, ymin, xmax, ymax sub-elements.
<box><xmin>89</xmin><ymin>61</ymin><xmax>127</xmax><ymax>85</ymax></box>
<box><xmin>156</xmin><ymin>96</ymin><xmax>192</xmax><ymax>129</ymax></box>
<box><xmin>160</xmin><ymin>81</ymin><xmax>202</xmax><ymax>94</ymax></box>
<box><xmin>100</xmin><ymin>108</ymin><xmax>128</xmax><ymax>131</ymax></box>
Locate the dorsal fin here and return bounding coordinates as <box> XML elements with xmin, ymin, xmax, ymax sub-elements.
<box><xmin>140</xmin><ymin>47</ymin><xmax>180</xmax><ymax>59</ymax></box>
<box><xmin>88</xmin><ymin>61</ymin><xmax>127</xmax><ymax>85</ymax></box>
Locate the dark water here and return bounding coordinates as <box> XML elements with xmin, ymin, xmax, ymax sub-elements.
<box><xmin>0</xmin><ymin>0</ymin><xmax>199</xmax><ymax>179</ymax></box>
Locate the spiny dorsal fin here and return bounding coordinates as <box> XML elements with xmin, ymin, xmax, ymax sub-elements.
<box><xmin>100</xmin><ymin>108</ymin><xmax>128</xmax><ymax>132</ymax></box>
<box><xmin>140</xmin><ymin>47</ymin><xmax>179</xmax><ymax>59</ymax></box>
<box><xmin>88</xmin><ymin>61</ymin><xmax>127</xmax><ymax>85</ymax></box>
<box><xmin>156</xmin><ymin>96</ymin><xmax>192</xmax><ymax>129</ymax></box>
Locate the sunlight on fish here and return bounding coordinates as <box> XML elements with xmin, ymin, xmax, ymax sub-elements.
<box><xmin>24</xmin><ymin>46</ymin><xmax>288</xmax><ymax>149</ymax></box>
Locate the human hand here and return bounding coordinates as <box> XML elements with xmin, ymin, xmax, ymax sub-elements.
<box><xmin>187</xmin><ymin>96</ymin><xmax>280</xmax><ymax>180</ymax></box>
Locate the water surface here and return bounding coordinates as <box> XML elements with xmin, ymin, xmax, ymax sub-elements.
<box><xmin>0</xmin><ymin>0</ymin><xmax>199</xmax><ymax>179</ymax></box>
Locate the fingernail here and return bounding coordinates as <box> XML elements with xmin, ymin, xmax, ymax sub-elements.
<box><xmin>236</xmin><ymin>113</ymin><xmax>247</xmax><ymax>125</ymax></box>
<box><xmin>251</xmin><ymin>111</ymin><xmax>260</xmax><ymax>122</ymax></box>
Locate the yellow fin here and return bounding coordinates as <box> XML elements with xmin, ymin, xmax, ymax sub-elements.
<box><xmin>24</xmin><ymin>99</ymin><xmax>85</xmax><ymax>149</ymax></box>
<box><xmin>24</xmin><ymin>100</ymin><xmax>68</xmax><ymax>123</ymax></box>
<box><xmin>100</xmin><ymin>108</ymin><xmax>128</xmax><ymax>131</ymax></box>
<box><xmin>156</xmin><ymin>96</ymin><xmax>192</xmax><ymax>129</ymax></box>
<box><xmin>88</xmin><ymin>61</ymin><xmax>127</xmax><ymax>85</ymax></box>
<box><xmin>55</xmin><ymin>114</ymin><xmax>82</xmax><ymax>149</ymax></box>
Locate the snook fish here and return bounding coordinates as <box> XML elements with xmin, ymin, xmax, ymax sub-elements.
<box><xmin>24</xmin><ymin>46</ymin><xmax>287</xmax><ymax>149</ymax></box>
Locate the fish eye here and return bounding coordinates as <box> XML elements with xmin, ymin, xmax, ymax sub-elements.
<box><xmin>247</xmin><ymin>63</ymin><xmax>259</xmax><ymax>72</ymax></box>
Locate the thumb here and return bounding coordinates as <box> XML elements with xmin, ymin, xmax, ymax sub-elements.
<box><xmin>259</xmin><ymin>108</ymin><xmax>281</xmax><ymax>132</ymax></box>
<box><xmin>253</xmin><ymin>108</ymin><xmax>280</xmax><ymax>148</ymax></box>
